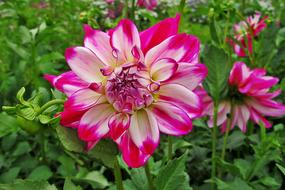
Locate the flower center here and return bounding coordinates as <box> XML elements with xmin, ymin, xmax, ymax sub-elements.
<box><xmin>105</xmin><ymin>65</ymin><xmax>153</xmax><ymax>113</ymax></box>
<box><xmin>228</xmin><ymin>86</ymin><xmax>246</xmax><ymax>104</ymax></box>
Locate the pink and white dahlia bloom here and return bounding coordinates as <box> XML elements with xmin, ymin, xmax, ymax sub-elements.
<box><xmin>45</xmin><ymin>15</ymin><xmax>207</xmax><ymax>167</ymax></box>
<box><xmin>230</xmin><ymin>12</ymin><xmax>268</xmax><ymax>57</ymax></box>
<box><xmin>137</xmin><ymin>0</ymin><xmax>157</xmax><ymax>10</ymax></box>
<box><xmin>200</xmin><ymin>62</ymin><xmax>285</xmax><ymax>132</ymax></box>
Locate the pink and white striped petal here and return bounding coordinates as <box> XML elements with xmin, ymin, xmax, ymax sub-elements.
<box><xmin>128</xmin><ymin>109</ymin><xmax>159</xmax><ymax>155</ymax></box>
<box><xmin>117</xmin><ymin>132</ymin><xmax>150</xmax><ymax>168</ymax></box>
<box><xmin>83</xmin><ymin>25</ymin><xmax>117</xmax><ymax>67</ymax></box>
<box><xmin>236</xmin><ymin>105</ymin><xmax>250</xmax><ymax>132</ymax></box>
<box><xmin>167</xmin><ymin>63</ymin><xmax>208</xmax><ymax>90</ymax></box>
<box><xmin>151</xmin><ymin>101</ymin><xmax>192</xmax><ymax>136</ymax></box>
<box><xmin>150</xmin><ymin>58</ymin><xmax>178</xmax><ymax>82</ymax></box>
<box><xmin>64</xmin><ymin>88</ymin><xmax>107</xmax><ymax>111</ymax></box>
<box><xmin>140</xmin><ymin>14</ymin><xmax>180</xmax><ymax>54</ymax></box>
<box><xmin>60</xmin><ymin>109</ymin><xmax>88</xmax><ymax>128</ymax></box>
<box><xmin>159</xmin><ymin>84</ymin><xmax>202</xmax><ymax>118</ymax></box>
<box><xmin>229</xmin><ymin>62</ymin><xmax>251</xmax><ymax>86</ymax></box>
<box><xmin>65</xmin><ymin>47</ymin><xmax>105</xmax><ymax>83</ymax></box>
<box><xmin>246</xmin><ymin>98</ymin><xmax>285</xmax><ymax>117</ymax></box>
<box><xmin>110</xmin><ymin>19</ymin><xmax>141</xmax><ymax>62</ymax></box>
<box><xmin>145</xmin><ymin>34</ymin><xmax>200</xmax><ymax>66</ymax></box>
<box><xmin>44</xmin><ymin>71</ymin><xmax>89</xmax><ymax>97</ymax></box>
<box><xmin>78</xmin><ymin>103</ymin><xmax>114</xmax><ymax>142</ymax></box>
<box><xmin>108</xmin><ymin>113</ymin><xmax>130</xmax><ymax>140</ymax></box>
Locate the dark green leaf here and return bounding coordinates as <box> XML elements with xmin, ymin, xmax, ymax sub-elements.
<box><xmin>56</xmin><ymin>126</ymin><xmax>84</xmax><ymax>152</ymax></box>
<box><xmin>28</xmin><ymin>166</ymin><xmax>53</xmax><ymax>181</ymax></box>
<box><xmin>0</xmin><ymin>180</ymin><xmax>57</xmax><ymax>190</ymax></box>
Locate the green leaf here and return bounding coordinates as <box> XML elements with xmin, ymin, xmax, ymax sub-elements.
<box><xmin>16</xmin><ymin>87</ymin><xmax>29</xmax><ymax>106</ymax></box>
<box><xmin>203</xmin><ymin>45</ymin><xmax>230</xmax><ymax>102</ymax></box>
<box><xmin>258</xmin><ymin>176</ymin><xmax>280</xmax><ymax>188</ymax></box>
<box><xmin>6</xmin><ymin>41</ymin><xmax>29</xmax><ymax>59</ymax></box>
<box><xmin>276</xmin><ymin>163</ymin><xmax>285</xmax><ymax>176</ymax></box>
<box><xmin>233</xmin><ymin>159</ymin><xmax>251</xmax><ymax>179</ymax></box>
<box><xmin>56</xmin><ymin>126</ymin><xmax>84</xmax><ymax>152</ymax></box>
<box><xmin>12</xmin><ymin>142</ymin><xmax>31</xmax><ymax>156</ymax></box>
<box><xmin>28</xmin><ymin>166</ymin><xmax>53</xmax><ymax>181</ymax></box>
<box><xmin>75</xmin><ymin>171</ymin><xmax>109</xmax><ymax>189</ymax></box>
<box><xmin>63</xmin><ymin>178</ymin><xmax>82</xmax><ymax>190</ymax></box>
<box><xmin>216</xmin><ymin>178</ymin><xmax>253</xmax><ymax>190</ymax></box>
<box><xmin>0</xmin><ymin>167</ymin><xmax>21</xmax><ymax>183</ymax></box>
<box><xmin>0</xmin><ymin>113</ymin><xmax>19</xmax><ymax>138</ymax></box>
<box><xmin>154</xmin><ymin>153</ymin><xmax>192</xmax><ymax>190</ymax></box>
<box><xmin>128</xmin><ymin>168</ymin><xmax>148</xmax><ymax>190</ymax></box>
<box><xmin>209</xmin><ymin>17</ymin><xmax>220</xmax><ymax>45</ymax></box>
<box><xmin>0</xmin><ymin>180</ymin><xmax>57</xmax><ymax>190</ymax></box>
<box><xmin>88</xmin><ymin>139</ymin><xmax>118</xmax><ymax>168</ymax></box>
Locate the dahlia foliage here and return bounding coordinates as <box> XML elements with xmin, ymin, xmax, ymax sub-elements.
<box><xmin>45</xmin><ymin>15</ymin><xmax>208</xmax><ymax>167</ymax></box>
<box><xmin>201</xmin><ymin>62</ymin><xmax>285</xmax><ymax>132</ymax></box>
<box><xmin>229</xmin><ymin>12</ymin><xmax>268</xmax><ymax>57</ymax></box>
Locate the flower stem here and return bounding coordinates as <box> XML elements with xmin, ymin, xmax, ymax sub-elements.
<box><xmin>259</xmin><ymin>122</ymin><xmax>266</xmax><ymax>143</ymax></box>
<box><xmin>122</xmin><ymin>0</ymin><xmax>129</xmax><ymax>18</ymax></box>
<box><xmin>168</xmin><ymin>136</ymin><xmax>173</xmax><ymax>160</ymax></box>
<box><xmin>221</xmin><ymin>118</ymin><xmax>231</xmax><ymax>162</ymax></box>
<box><xmin>36</xmin><ymin>99</ymin><xmax>65</xmax><ymax>116</ymax></box>
<box><xmin>211</xmin><ymin>102</ymin><xmax>219</xmax><ymax>190</ymax></box>
<box><xmin>144</xmin><ymin>162</ymin><xmax>155</xmax><ymax>190</ymax></box>
<box><xmin>114</xmin><ymin>156</ymin><xmax>124</xmax><ymax>190</ymax></box>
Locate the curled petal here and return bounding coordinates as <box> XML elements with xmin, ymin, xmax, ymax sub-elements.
<box><xmin>108</xmin><ymin>113</ymin><xmax>130</xmax><ymax>140</ymax></box>
<box><xmin>140</xmin><ymin>14</ymin><xmax>180</xmax><ymax>54</ymax></box>
<box><xmin>44</xmin><ymin>71</ymin><xmax>89</xmax><ymax>97</ymax></box>
<box><xmin>150</xmin><ymin>58</ymin><xmax>178</xmax><ymax>82</ymax></box>
<box><xmin>65</xmin><ymin>47</ymin><xmax>105</xmax><ymax>83</ymax></box>
<box><xmin>159</xmin><ymin>84</ymin><xmax>202</xmax><ymax>118</ymax></box>
<box><xmin>117</xmin><ymin>132</ymin><xmax>150</xmax><ymax>168</ymax></box>
<box><xmin>129</xmin><ymin>109</ymin><xmax>159</xmax><ymax>155</ymax></box>
<box><xmin>78</xmin><ymin>104</ymin><xmax>114</xmax><ymax>142</ymax></box>
<box><xmin>151</xmin><ymin>101</ymin><xmax>192</xmax><ymax>136</ymax></box>
<box><xmin>167</xmin><ymin>63</ymin><xmax>208</xmax><ymax>90</ymax></box>
<box><xmin>145</xmin><ymin>34</ymin><xmax>200</xmax><ymax>66</ymax></box>
<box><xmin>84</xmin><ymin>25</ymin><xmax>116</xmax><ymax>67</ymax></box>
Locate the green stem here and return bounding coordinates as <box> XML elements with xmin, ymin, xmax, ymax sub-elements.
<box><xmin>114</xmin><ymin>156</ymin><xmax>124</xmax><ymax>190</ymax></box>
<box><xmin>36</xmin><ymin>99</ymin><xmax>65</xmax><ymax>116</ymax></box>
<box><xmin>211</xmin><ymin>101</ymin><xmax>219</xmax><ymax>190</ymax></box>
<box><xmin>221</xmin><ymin>118</ymin><xmax>231</xmax><ymax>162</ymax></box>
<box><xmin>144</xmin><ymin>162</ymin><xmax>155</xmax><ymax>190</ymax></box>
<box><xmin>131</xmin><ymin>0</ymin><xmax>135</xmax><ymax>20</ymax></box>
<box><xmin>122</xmin><ymin>0</ymin><xmax>129</xmax><ymax>18</ymax></box>
<box><xmin>168</xmin><ymin>136</ymin><xmax>173</xmax><ymax>160</ymax></box>
<box><xmin>259</xmin><ymin>122</ymin><xmax>266</xmax><ymax>143</ymax></box>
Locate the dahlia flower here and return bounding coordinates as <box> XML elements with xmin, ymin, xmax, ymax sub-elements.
<box><xmin>45</xmin><ymin>15</ymin><xmax>207</xmax><ymax>167</ymax></box>
<box><xmin>200</xmin><ymin>62</ymin><xmax>285</xmax><ymax>132</ymax></box>
<box><xmin>137</xmin><ymin>0</ymin><xmax>157</xmax><ymax>10</ymax></box>
<box><xmin>230</xmin><ymin>12</ymin><xmax>268</xmax><ymax>57</ymax></box>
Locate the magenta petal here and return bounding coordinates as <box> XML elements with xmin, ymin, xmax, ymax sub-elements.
<box><xmin>140</xmin><ymin>14</ymin><xmax>180</xmax><ymax>54</ymax></box>
<box><xmin>145</xmin><ymin>34</ymin><xmax>200</xmax><ymax>65</ymax></box>
<box><xmin>65</xmin><ymin>47</ymin><xmax>105</xmax><ymax>83</ymax></box>
<box><xmin>108</xmin><ymin>113</ymin><xmax>130</xmax><ymax>140</ymax></box>
<box><xmin>44</xmin><ymin>71</ymin><xmax>89</xmax><ymax>97</ymax></box>
<box><xmin>167</xmin><ymin>63</ymin><xmax>208</xmax><ymax>90</ymax></box>
<box><xmin>159</xmin><ymin>84</ymin><xmax>202</xmax><ymax>118</ymax></box>
<box><xmin>110</xmin><ymin>19</ymin><xmax>141</xmax><ymax>62</ymax></box>
<box><xmin>150</xmin><ymin>58</ymin><xmax>178</xmax><ymax>82</ymax></box>
<box><xmin>129</xmin><ymin>109</ymin><xmax>159</xmax><ymax>155</ymax></box>
<box><xmin>78</xmin><ymin>103</ymin><xmax>114</xmax><ymax>142</ymax></box>
<box><xmin>83</xmin><ymin>25</ymin><xmax>116</xmax><ymax>66</ymax></box>
<box><xmin>151</xmin><ymin>101</ymin><xmax>192</xmax><ymax>136</ymax></box>
<box><xmin>64</xmin><ymin>88</ymin><xmax>106</xmax><ymax>111</ymax></box>
<box><xmin>117</xmin><ymin>132</ymin><xmax>150</xmax><ymax>168</ymax></box>
<box><xmin>60</xmin><ymin>109</ymin><xmax>88</xmax><ymax>128</ymax></box>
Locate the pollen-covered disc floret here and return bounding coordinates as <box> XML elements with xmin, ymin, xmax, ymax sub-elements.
<box><xmin>44</xmin><ymin>15</ymin><xmax>208</xmax><ymax>168</ymax></box>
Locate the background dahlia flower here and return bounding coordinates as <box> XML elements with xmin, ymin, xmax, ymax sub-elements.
<box><xmin>229</xmin><ymin>12</ymin><xmax>268</xmax><ymax>57</ymax></box>
<box><xmin>137</xmin><ymin>0</ymin><xmax>157</xmax><ymax>10</ymax></box>
<box><xmin>45</xmin><ymin>15</ymin><xmax>207</xmax><ymax>167</ymax></box>
<box><xmin>200</xmin><ymin>62</ymin><xmax>285</xmax><ymax>132</ymax></box>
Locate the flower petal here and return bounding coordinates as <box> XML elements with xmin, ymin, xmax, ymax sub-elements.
<box><xmin>44</xmin><ymin>71</ymin><xmax>89</xmax><ymax>97</ymax></box>
<box><xmin>117</xmin><ymin>132</ymin><xmax>150</xmax><ymax>168</ymax></box>
<box><xmin>60</xmin><ymin>109</ymin><xmax>88</xmax><ymax>128</ymax></box>
<box><xmin>159</xmin><ymin>84</ymin><xmax>202</xmax><ymax>118</ymax></box>
<box><xmin>128</xmin><ymin>109</ymin><xmax>159</xmax><ymax>155</ymax></box>
<box><xmin>145</xmin><ymin>34</ymin><xmax>200</xmax><ymax>66</ymax></box>
<box><xmin>65</xmin><ymin>47</ymin><xmax>105</xmax><ymax>83</ymax></box>
<box><xmin>108</xmin><ymin>113</ymin><xmax>130</xmax><ymax>140</ymax></box>
<box><xmin>110</xmin><ymin>19</ymin><xmax>141</xmax><ymax>62</ymax></box>
<box><xmin>167</xmin><ymin>63</ymin><xmax>208</xmax><ymax>90</ymax></box>
<box><xmin>78</xmin><ymin>103</ymin><xmax>114</xmax><ymax>142</ymax></box>
<box><xmin>151</xmin><ymin>101</ymin><xmax>192</xmax><ymax>136</ymax></box>
<box><xmin>83</xmin><ymin>25</ymin><xmax>116</xmax><ymax>67</ymax></box>
<box><xmin>150</xmin><ymin>58</ymin><xmax>178</xmax><ymax>82</ymax></box>
<box><xmin>140</xmin><ymin>14</ymin><xmax>180</xmax><ymax>54</ymax></box>
<box><xmin>64</xmin><ymin>88</ymin><xmax>107</xmax><ymax>111</ymax></box>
